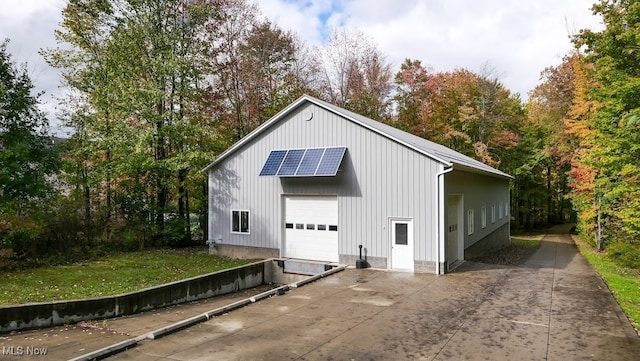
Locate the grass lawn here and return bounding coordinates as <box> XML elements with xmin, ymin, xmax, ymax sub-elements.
<box><xmin>0</xmin><ymin>248</ymin><xmax>251</xmax><ymax>306</ymax></box>
<box><xmin>572</xmin><ymin>235</ymin><xmax>640</xmax><ymax>332</ymax></box>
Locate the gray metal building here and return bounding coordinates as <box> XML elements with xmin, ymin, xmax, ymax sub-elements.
<box><xmin>203</xmin><ymin>95</ymin><xmax>511</xmax><ymax>273</ymax></box>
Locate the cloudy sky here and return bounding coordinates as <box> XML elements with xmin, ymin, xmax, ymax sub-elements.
<box><xmin>0</xmin><ymin>0</ymin><xmax>603</xmax><ymax>136</ymax></box>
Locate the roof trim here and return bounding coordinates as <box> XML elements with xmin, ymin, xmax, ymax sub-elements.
<box><xmin>311</xmin><ymin>99</ymin><xmax>454</xmax><ymax>168</ymax></box>
<box><xmin>201</xmin><ymin>94</ymin><xmax>511</xmax><ymax>180</ymax></box>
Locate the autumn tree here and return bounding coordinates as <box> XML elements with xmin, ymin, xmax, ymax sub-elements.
<box><xmin>211</xmin><ymin>0</ymin><xmax>318</xmax><ymax>140</ymax></box>
<box><xmin>394</xmin><ymin>64</ymin><xmax>522</xmax><ymax>167</ymax></box>
<box><xmin>570</xmin><ymin>0</ymin><xmax>640</xmax><ymax>256</ymax></box>
<box><xmin>520</xmin><ymin>54</ymin><xmax>579</xmax><ymax>228</ymax></box>
<box><xmin>393</xmin><ymin>63</ymin><xmax>528</xmax><ymax>224</ymax></box>
<box><xmin>393</xmin><ymin>59</ymin><xmax>440</xmax><ymax>136</ymax></box>
<box><xmin>318</xmin><ymin>28</ymin><xmax>393</xmax><ymax>120</ymax></box>
<box><xmin>563</xmin><ymin>55</ymin><xmax>603</xmax><ymax>248</ymax></box>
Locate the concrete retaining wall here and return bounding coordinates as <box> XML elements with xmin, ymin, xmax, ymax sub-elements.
<box><xmin>464</xmin><ymin>222</ymin><xmax>511</xmax><ymax>259</ymax></box>
<box><xmin>0</xmin><ymin>260</ymin><xmax>289</xmax><ymax>333</ymax></box>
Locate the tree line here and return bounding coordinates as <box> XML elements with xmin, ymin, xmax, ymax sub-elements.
<box><xmin>0</xmin><ymin>0</ymin><xmax>637</xmax><ymax>268</ymax></box>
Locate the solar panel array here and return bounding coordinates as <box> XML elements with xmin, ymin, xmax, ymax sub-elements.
<box><xmin>259</xmin><ymin>147</ymin><xmax>347</xmax><ymax>177</ymax></box>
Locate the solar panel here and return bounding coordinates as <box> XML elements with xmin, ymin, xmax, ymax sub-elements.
<box><xmin>259</xmin><ymin>150</ymin><xmax>287</xmax><ymax>176</ymax></box>
<box><xmin>277</xmin><ymin>149</ymin><xmax>305</xmax><ymax>176</ymax></box>
<box><xmin>315</xmin><ymin>146</ymin><xmax>346</xmax><ymax>176</ymax></box>
<box><xmin>295</xmin><ymin>148</ymin><xmax>325</xmax><ymax>176</ymax></box>
<box><xmin>259</xmin><ymin>147</ymin><xmax>346</xmax><ymax>177</ymax></box>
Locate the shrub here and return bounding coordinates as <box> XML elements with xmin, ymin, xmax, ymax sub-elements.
<box><xmin>606</xmin><ymin>241</ymin><xmax>640</xmax><ymax>269</ymax></box>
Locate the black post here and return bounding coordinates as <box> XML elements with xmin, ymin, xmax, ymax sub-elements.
<box><xmin>356</xmin><ymin>244</ymin><xmax>368</xmax><ymax>269</ymax></box>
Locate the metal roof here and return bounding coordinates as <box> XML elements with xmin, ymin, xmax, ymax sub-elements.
<box><xmin>202</xmin><ymin>94</ymin><xmax>512</xmax><ymax>179</ymax></box>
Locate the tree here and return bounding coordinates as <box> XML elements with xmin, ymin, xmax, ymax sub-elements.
<box><xmin>521</xmin><ymin>54</ymin><xmax>579</xmax><ymax>229</ymax></box>
<box><xmin>44</xmin><ymin>0</ymin><xmax>220</xmax><ymax>246</ymax></box>
<box><xmin>209</xmin><ymin>1</ymin><xmax>316</xmax><ymax>141</ymax></box>
<box><xmin>570</xmin><ymin>0</ymin><xmax>640</xmax><ymax>253</ymax></box>
<box><xmin>394</xmin><ymin>65</ymin><xmax>522</xmax><ymax>167</ymax></box>
<box><xmin>318</xmin><ymin>28</ymin><xmax>393</xmax><ymax>120</ymax></box>
<box><xmin>0</xmin><ymin>39</ymin><xmax>59</xmax><ymax>249</ymax></box>
<box><xmin>393</xmin><ymin>64</ymin><xmax>529</xmax><ymax>225</ymax></box>
<box><xmin>393</xmin><ymin>59</ymin><xmax>440</xmax><ymax>136</ymax></box>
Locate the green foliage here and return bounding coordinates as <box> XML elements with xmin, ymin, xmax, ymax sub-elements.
<box><xmin>0</xmin><ymin>214</ymin><xmax>43</xmax><ymax>250</ymax></box>
<box><xmin>568</xmin><ymin>0</ymin><xmax>640</xmax><ymax>251</ymax></box>
<box><xmin>511</xmin><ymin>236</ymin><xmax>542</xmax><ymax>249</ymax></box>
<box><xmin>0</xmin><ymin>249</ymin><xmax>251</xmax><ymax>305</ymax></box>
<box><xmin>574</xmin><ymin>234</ymin><xmax>640</xmax><ymax>331</ymax></box>
<box><xmin>606</xmin><ymin>241</ymin><xmax>640</xmax><ymax>269</ymax></box>
<box><xmin>520</xmin><ymin>54</ymin><xmax>578</xmax><ymax>230</ymax></box>
<box><xmin>0</xmin><ymin>40</ymin><xmax>59</xmax><ymax>209</ymax></box>
<box><xmin>43</xmin><ymin>0</ymin><xmax>224</xmax><ymax>246</ymax></box>
<box><xmin>39</xmin><ymin>0</ymin><xmax>317</xmax><ymax>250</ymax></box>
<box><xmin>0</xmin><ymin>39</ymin><xmax>60</xmax><ymax>250</ymax></box>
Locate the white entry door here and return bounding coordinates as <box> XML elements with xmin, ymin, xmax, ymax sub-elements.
<box><xmin>284</xmin><ymin>195</ymin><xmax>339</xmax><ymax>262</ymax></box>
<box><xmin>390</xmin><ymin>218</ymin><xmax>414</xmax><ymax>271</ymax></box>
<box><xmin>447</xmin><ymin>195</ymin><xmax>463</xmax><ymax>271</ymax></box>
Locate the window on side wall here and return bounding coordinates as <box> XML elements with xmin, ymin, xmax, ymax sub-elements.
<box><xmin>505</xmin><ymin>202</ymin><xmax>509</xmax><ymax>217</ymax></box>
<box><xmin>499</xmin><ymin>203</ymin><xmax>504</xmax><ymax>219</ymax></box>
<box><xmin>231</xmin><ymin>210</ymin><xmax>250</xmax><ymax>234</ymax></box>
<box><xmin>468</xmin><ymin>209</ymin><xmax>474</xmax><ymax>235</ymax></box>
<box><xmin>481</xmin><ymin>206</ymin><xmax>487</xmax><ymax>229</ymax></box>
<box><xmin>491</xmin><ymin>204</ymin><xmax>496</xmax><ymax>223</ymax></box>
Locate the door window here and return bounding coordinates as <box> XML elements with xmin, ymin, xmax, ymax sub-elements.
<box><xmin>395</xmin><ymin>223</ymin><xmax>408</xmax><ymax>245</ymax></box>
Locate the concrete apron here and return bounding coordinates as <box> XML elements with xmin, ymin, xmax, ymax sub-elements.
<box><xmin>3</xmin><ymin>234</ymin><xmax>640</xmax><ymax>360</ymax></box>
<box><xmin>106</xmin><ymin>234</ymin><xmax>639</xmax><ymax>361</ymax></box>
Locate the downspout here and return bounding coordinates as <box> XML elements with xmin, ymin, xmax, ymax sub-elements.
<box><xmin>436</xmin><ymin>166</ymin><xmax>454</xmax><ymax>275</ymax></box>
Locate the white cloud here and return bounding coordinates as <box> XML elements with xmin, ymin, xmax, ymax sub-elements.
<box><xmin>259</xmin><ymin>0</ymin><xmax>603</xmax><ymax>98</ymax></box>
<box><xmin>0</xmin><ymin>0</ymin><xmax>604</xmax><ymax>136</ymax></box>
<box><xmin>0</xmin><ymin>0</ymin><xmax>67</xmax><ymax>134</ymax></box>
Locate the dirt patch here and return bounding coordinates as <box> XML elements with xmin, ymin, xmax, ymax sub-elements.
<box><xmin>468</xmin><ymin>242</ymin><xmax>541</xmax><ymax>266</ymax></box>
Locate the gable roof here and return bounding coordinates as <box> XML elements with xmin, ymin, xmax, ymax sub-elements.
<box><xmin>202</xmin><ymin>94</ymin><xmax>512</xmax><ymax>179</ymax></box>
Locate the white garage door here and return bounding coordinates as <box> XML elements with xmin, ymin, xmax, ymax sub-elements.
<box><xmin>284</xmin><ymin>195</ymin><xmax>339</xmax><ymax>262</ymax></box>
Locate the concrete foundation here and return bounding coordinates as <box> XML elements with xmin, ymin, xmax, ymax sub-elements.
<box><xmin>340</xmin><ymin>254</ymin><xmax>387</xmax><ymax>269</ymax></box>
<box><xmin>209</xmin><ymin>243</ymin><xmax>279</xmax><ymax>260</ymax></box>
<box><xmin>414</xmin><ymin>260</ymin><xmax>437</xmax><ymax>273</ymax></box>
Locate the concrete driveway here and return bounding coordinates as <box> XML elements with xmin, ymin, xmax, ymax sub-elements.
<box><xmin>2</xmin><ymin>234</ymin><xmax>638</xmax><ymax>360</ymax></box>
<box><xmin>104</xmin><ymin>234</ymin><xmax>639</xmax><ymax>361</ymax></box>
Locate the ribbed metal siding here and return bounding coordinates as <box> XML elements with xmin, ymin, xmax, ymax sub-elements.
<box><xmin>446</xmin><ymin>171</ymin><xmax>510</xmax><ymax>248</ymax></box>
<box><xmin>208</xmin><ymin>103</ymin><xmax>442</xmax><ymax>262</ymax></box>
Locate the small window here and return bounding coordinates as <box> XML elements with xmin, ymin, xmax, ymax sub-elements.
<box><xmin>505</xmin><ymin>202</ymin><xmax>509</xmax><ymax>217</ymax></box>
<box><xmin>317</xmin><ymin>224</ymin><xmax>327</xmax><ymax>231</ymax></box>
<box><xmin>285</xmin><ymin>223</ymin><xmax>293</xmax><ymax>229</ymax></box>
<box><xmin>481</xmin><ymin>206</ymin><xmax>487</xmax><ymax>229</ymax></box>
<box><xmin>306</xmin><ymin>224</ymin><xmax>315</xmax><ymax>230</ymax></box>
<box><xmin>231</xmin><ymin>210</ymin><xmax>249</xmax><ymax>234</ymax></box>
<box><xmin>491</xmin><ymin>204</ymin><xmax>496</xmax><ymax>223</ymax></box>
<box><xmin>395</xmin><ymin>223</ymin><xmax>408</xmax><ymax>245</ymax></box>
<box><xmin>329</xmin><ymin>225</ymin><xmax>338</xmax><ymax>231</ymax></box>
<box><xmin>296</xmin><ymin>223</ymin><xmax>304</xmax><ymax>230</ymax></box>
<box><xmin>499</xmin><ymin>204</ymin><xmax>504</xmax><ymax>219</ymax></box>
<box><xmin>468</xmin><ymin>209</ymin><xmax>474</xmax><ymax>235</ymax></box>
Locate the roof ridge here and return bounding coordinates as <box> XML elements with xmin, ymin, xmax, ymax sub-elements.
<box><xmin>202</xmin><ymin>94</ymin><xmax>512</xmax><ymax>179</ymax></box>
